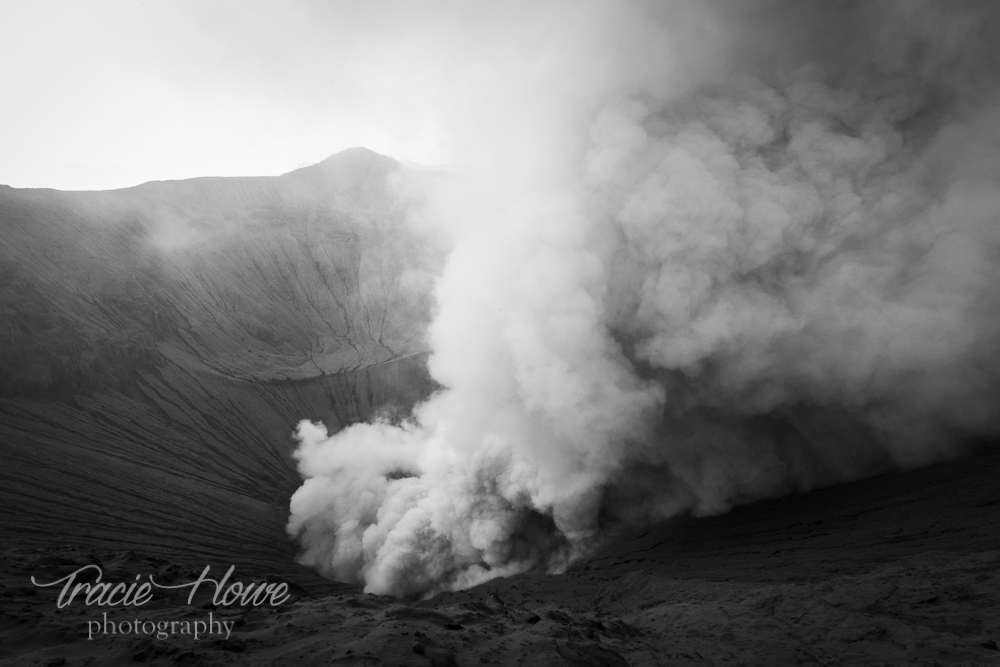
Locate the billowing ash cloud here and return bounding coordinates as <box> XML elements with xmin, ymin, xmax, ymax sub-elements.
<box><xmin>288</xmin><ymin>0</ymin><xmax>1000</xmax><ymax>597</ymax></box>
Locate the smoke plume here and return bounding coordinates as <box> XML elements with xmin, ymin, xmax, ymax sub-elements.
<box><xmin>288</xmin><ymin>0</ymin><xmax>1000</xmax><ymax>597</ymax></box>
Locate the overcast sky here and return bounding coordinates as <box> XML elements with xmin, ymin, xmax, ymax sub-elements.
<box><xmin>0</xmin><ymin>0</ymin><xmax>556</xmax><ymax>190</ymax></box>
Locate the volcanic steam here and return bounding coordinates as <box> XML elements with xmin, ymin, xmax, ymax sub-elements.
<box><xmin>288</xmin><ymin>0</ymin><xmax>1000</xmax><ymax>597</ymax></box>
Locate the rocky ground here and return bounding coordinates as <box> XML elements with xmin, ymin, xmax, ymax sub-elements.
<box><xmin>2</xmin><ymin>449</ymin><xmax>999</xmax><ymax>666</ymax></box>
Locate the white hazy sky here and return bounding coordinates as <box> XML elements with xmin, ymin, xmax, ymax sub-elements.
<box><xmin>0</xmin><ymin>0</ymin><xmax>577</xmax><ymax>190</ymax></box>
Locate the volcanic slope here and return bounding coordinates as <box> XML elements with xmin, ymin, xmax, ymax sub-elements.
<box><xmin>0</xmin><ymin>148</ymin><xmax>438</xmax><ymax>588</ymax></box>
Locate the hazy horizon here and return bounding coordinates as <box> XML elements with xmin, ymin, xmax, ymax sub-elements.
<box><xmin>0</xmin><ymin>0</ymin><xmax>519</xmax><ymax>190</ymax></box>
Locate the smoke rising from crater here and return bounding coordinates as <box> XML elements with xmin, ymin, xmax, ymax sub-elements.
<box><xmin>288</xmin><ymin>0</ymin><xmax>1000</xmax><ymax>597</ymax></box>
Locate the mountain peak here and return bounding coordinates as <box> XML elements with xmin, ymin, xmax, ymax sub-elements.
<box><xmin>321</xmin><ymin>146</ymin><xmax>386</xmax><ymax>162</ymax></box>
<box><xmin>280</xmin><ymin>147</ymin><xmax>401</xmax><ymax>195</ymax></box>
<box><xmin>290</xmin><ymin>147</ymin><xmax>398</xmax><ymax>174</ymax></box>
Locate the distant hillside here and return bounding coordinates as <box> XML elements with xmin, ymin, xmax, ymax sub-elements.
<box><xmin>0</xmin><ymin>147</ymin><xmax>438</xmax><ymax>394</ymax></box>
<box><xmin>0</xmin><ymin>148</ymin><xmax>439</xmax><ymax>588</ymax></box>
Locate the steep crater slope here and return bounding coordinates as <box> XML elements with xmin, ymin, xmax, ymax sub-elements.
<box><xmin>0</xmin><ymin>148</ymin><xmax>438</xmax><ymax>589</ymax></box>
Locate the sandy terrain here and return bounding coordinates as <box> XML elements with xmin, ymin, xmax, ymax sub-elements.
<box><xmin>2</xmin><ymin>450</ymin><xmax>998</xmax><ymax>666</ymax></box>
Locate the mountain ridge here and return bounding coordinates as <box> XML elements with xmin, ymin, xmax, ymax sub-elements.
<box><xmin>0</xmin><ymin>146</ymin><xmax>394</xmax><ymax>194</ymax></box>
